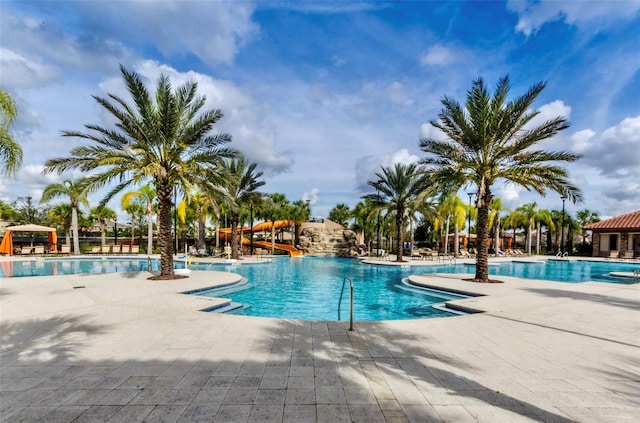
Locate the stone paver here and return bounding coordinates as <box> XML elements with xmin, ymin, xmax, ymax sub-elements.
<box><xmin>1</xmin><ymin>257</ymin><xmax>639</xmax><ymax>422</ymax></box>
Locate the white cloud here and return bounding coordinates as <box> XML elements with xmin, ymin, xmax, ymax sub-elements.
<box><xmin>420</xmin><ymin>44</ymin><xmax>463</xmax><ymax>66</ymax></box>
<box><xmin>354</xmin><ymin>148</ymin><xmax>420</xmax><ymax>194</ymax></box>
<box><xmin>0</xmin><ymin>48</ymin><xmax>60</xmax><ymax>88</ymax></box>
<box><xmin>498</xmin><ymin>184</ymin><xmax>524</xmax><ymax>209</ymax></box>
<box><xmin>419</xmin><ymin>123</ymin><xmax>447</xmax><ymax>141</ymax></box>
<box><xmin>507</xmin><ymin>0</ymin><xmax>640</xmax><ymax>36</ymax></box>
<box><xmin>302</xmin><ymin>188</ymin><xmax>320</xmax><ymax>206</ymax></box>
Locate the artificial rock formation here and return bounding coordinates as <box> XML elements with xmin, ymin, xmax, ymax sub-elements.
<box><xmin>298</xmin><ymin>226</ymin><xmax>359</xmax><ymax>257</ymax></box>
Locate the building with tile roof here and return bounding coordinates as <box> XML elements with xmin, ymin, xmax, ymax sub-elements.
<box><xmin>583</xmin><ymin>210</ymin><xmax>640</xmax><ymax>258</ymax></box>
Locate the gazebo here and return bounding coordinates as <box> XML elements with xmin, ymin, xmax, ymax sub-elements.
<box><xmin>0</xmin><ymin>224</ymin><xmax>58</xmax><ymax>255</ymax></box>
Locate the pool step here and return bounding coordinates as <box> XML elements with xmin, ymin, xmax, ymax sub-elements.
<box><xmin>207</xmin><ymin>301</ymin><xmax>246</xmax><ymax>314</ymax></box>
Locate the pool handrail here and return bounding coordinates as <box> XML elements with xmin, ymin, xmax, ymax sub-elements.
<box><xmin>338</xmin><ymin>275</ymin><xmax>354</xmax><ymax>331</ymax></box>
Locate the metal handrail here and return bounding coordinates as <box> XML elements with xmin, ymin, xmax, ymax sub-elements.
<box><xmin>633</xmin><ymin>269</ymin><xmax>640</xmax><ymax>282</ymax></box>
<box><xmin>147</xmin><ymin>256</ymin><xmax>152</xmax><ymax>272</ymax></box>
<box><xmin>338</xmin><ymin>276</ymin><xmax>354</xmax><ymax>331</ymax></box>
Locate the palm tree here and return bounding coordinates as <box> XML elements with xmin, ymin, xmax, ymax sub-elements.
<box><xmin>364</xmin><ymin>162</ymin><xmax>427</xmax><ymax>262</ymax></box>
<box><xmin>43</xmin><ymin>65</ymin><xmax>237</xmax><ymax>278</ymax></box>
<box><xmin>435</xmin><ymin>194</ymin><xmax>466</xmax><ymax>256</ymax></box>
<box><xmin>576</xmin><ymin>209</ymin><xmax>600</xmax><ymax>246</ymax></box>
<box><xmin>420</xmin><ymin>76</ymin><xmax>582</xmax><ymax>282</ymax></box>
<box><xmin>350</xmin><ymin>199</ymin><xmax>376</xmax><ymax>249</ymax></box>
<box><xmin>0</xmin><ymin>88</ymin><xmax>22</xmax><ymax>176</ymax></box>
<box><xmin>260</xmin><ymin>193</ymin><xmax>289</xmax><ymax>255</ymax></box>
<box><xmin>48</xmin><ymin>204</ymin><xmax>72</xmax><ymax>247</ymax></box>
<box><xmin>121</xmin><ymin>184</ymin><xmax>156</xmax><ymax>254</ymax></box>
<box><xmin>0</xmin><ymin>199</ymin><xmax>19</xmax><ymax>222</ymax></box>
<box><xmin>40</xmin><ymin>178</ymin><xmax>90</xmax><ymax>255</ymax></box>
<box><xmin>221</xmin><ymin>157</ymin><xmax>265</xmax><ymax>259</ymax></box>
<box><xmin>290</xmin><ymin>200</ymin><xmax>312</xmax><ymax>247</ymax></box>
<box><xmin>488</xmin><ymin>198</ymin><xmax>509</xmax><ymax>254</ymax></box>
<box><xmin>328</xmin><ymin>204</ymin><xmax>351</xmax><ymax>227</ymax></box>
<box><xmin>89</xmin><ymin>205</ymin><xmax>117</xmax><ymax>247</ymax></box>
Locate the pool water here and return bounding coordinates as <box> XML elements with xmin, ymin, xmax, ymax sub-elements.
<box><xmin>190</xmin><ymin>257</ymin><xmax>466</xmax><ymax>321</ymax></box>
<box><xmin>0</xmin><ymin>258</ymin><xmax>158</xmax><ymax>278</ymax></box>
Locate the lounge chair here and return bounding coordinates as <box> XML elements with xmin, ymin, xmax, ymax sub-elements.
<box><xmin>621</xmin><ymin>251</ymin><xmax>634</xmax><ymax>260</ymax></box>
<box><xmin>121</xmin><ymin>245</ymin><xmax>130</xmax><ymax>255</ymax></box>
<box><xmin>19</xmin><ymin>246</ymin><xmax>32</xmax><ymax>256</ymax></box>
<box><xmin>606</xmin><ymin>250</ymin><xmax>619</xmax><ymax>260</ymax></box>
<box><xmin>33</xmin><ymin>245</ymin><xmax>45</xmax><ymax>256</ymax></box>
<box><xmin>88</xmin><ymin>246</ymin><xmax>101</xmax><ymax>255</ymax></box>
<box><xmin>131</xmin><ymin>245</ymin><xmax>139</xmax><ymax>254</ymax></box>
<box><xmin>111</xmin><ymin>245</ymin><xmax>121</xmax><ymax>255</ymax></box>
<box><xmin>59</xmin><ymin>245</ymin><xmax>71</xmax><ymax>255</ymax></box>
<box><xmin>101</xmin><ymin>245</ymin><xmax>111</xmax><ymax>255</ymax></box>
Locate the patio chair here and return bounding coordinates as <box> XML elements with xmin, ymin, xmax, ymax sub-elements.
<box><xmin>19</xmin><ymin>246</ymin><xmax>32</xmax><ymax>256</ymax></box>
<box><xmin>111</xmin><ymin>244</ymin><xmax>121</xmax><ymax>255</ymax></box>
<box><xmin>33</xmin><ymin>245</ymin><xmax>45</xmax><ymax>256</ymax></box>
<box><xmin>88</xmin><ymin>246</ymin><xmax>101</xmax><ymax>255</ymax></box>
<box><xmin>121</xmin><ymin>245</ymin><xmax>130</xmax><ymax>255</ymax></box>
<box><xmin>621</xmin><ymin>250</ymin><xmax>634</xmax><ymax>260</ymax></box>
<box><xmin>131</xmin><ymin>245</ymin><xmax>139</xmax><ymax>255</ymax></box>
<box><xmin>59</xmin><ymin>245</ymin><xmax>71</xmax><ymax>255</ymax></box>
<box><xmin>606</xmin><ymin>250</ymin><xmax>619</xmax><ymax>260</ymax></box>
<box><xmin>101</xmin><ymin>245</ymin><xmax>111</xmax><ymax>255</ymax></box>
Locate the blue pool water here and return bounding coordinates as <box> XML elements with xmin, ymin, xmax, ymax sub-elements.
<box><xmin>190</xmin><ymin>257</ymin><xmax>466</xmax><ymax>321</ymax></box>
<box><xmin>0</xmin><ymin>258</ymin><xmax>158</xmax><ymax>278</ymax></box>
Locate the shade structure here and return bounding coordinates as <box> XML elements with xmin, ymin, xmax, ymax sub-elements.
<box><xmin>0</xmin><ymin>224</ymin><xmax>58</xmax><ymax>255</ymax></box>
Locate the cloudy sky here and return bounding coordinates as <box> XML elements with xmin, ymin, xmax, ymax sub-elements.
<box><xmin>1</xmin><ymin>0</ymin><xmax>639</xmax><ymax>222</ymax></box>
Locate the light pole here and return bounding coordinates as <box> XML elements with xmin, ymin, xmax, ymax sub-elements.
<box><xmin>467</xmin><ymin>192</ymin><xmax>475</xmax><ymax>251</ymax></box>
<box><xmin>376</xmin><ymin>184</ymin><xmax>381</xmax><ymax>257</ymax></box>
<box><xmin>560</xmin><ymin>196</ymin><xmax>567</xmax><ymax>254</ymax></box>
<box><xmin>249</xmin><ymin>202</ymin><xmax>254</xmax><ymax>256</ymax></box>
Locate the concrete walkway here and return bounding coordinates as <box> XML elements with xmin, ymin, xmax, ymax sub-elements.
<box><xmin>1</xmin><ymin>258</ymin><xmax>639</xmax><ymax>422</ymax></box>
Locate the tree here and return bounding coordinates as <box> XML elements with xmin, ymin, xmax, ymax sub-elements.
<box><xmin>121</xmin><ymin>184</ymin><xmax>156</xmax><ymax>253</ymax></box>
<box><xmin>576</xmin><ymin>209</ymin><xmax>600</xmax><ymax>245</ymax></box>
<box><xmin>351</xmin><ymin>199</ymin><xmax>377</xmax><ymax>250</ymax></box>
<box><xmin>260</xmin><ymin>193</ymin><xmax>289</xmax><ymax>254</ymax></box>
<box><xmin>364</xmin><ymin>162</ymin><xmax>427</xmax><ymax>262</ymax></box>
<box><xmin>328</xmin><ymin>204</ymin><xmax>351</xmax><ymax>227</ymax></box>
<box><xmin>434</xmin><ymin>194</ymin><xmax>466</xmax><ymax>256</ymax></box>
<box><xmin>43</xmin><ymin>65</ymin><xmax>237</xmax><ymax>278</ymax></box>
<box><xmin>290</xmin><ymin>200</ymin><xmax>311</xmax><ymax>247</ymax></box>
<box><xmin>40</xmin><ymin>179</ymin><xmax>90</xmax><ymax>255</ymax></box>
<box><xmin>488</xmin><ymin>198</ymin><xmax>509</xmax><ymax>254</ymax></box>
<box><xmin>0</xmin><ymin>88</ymin><xmax>22</xmax><ymax>176</ymax></box>
<box><xmin>221</xmin><ymin>157</ymin><xmax>265</xmax><ymax>259</ymax></box>
<box><xmin>89</xmin><ymin>205</ymin><xmax>117</xmax><ymax>247</ymax></box>
<box><xmin>420</xmin><ymin>75</ymin><xmax>582</xmax><ymax>282</ymax></box>
<box><xmin>0</xmin><ymin>199</ymin><xmax>19</xmax><ymax>223</ymax></box>
<box><xmin>48</xmin><ymin>204</ymin><xmax>73</xmax><ymax>247</ymax></box>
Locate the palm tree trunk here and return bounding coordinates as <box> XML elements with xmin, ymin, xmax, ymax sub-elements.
<box><xmin>71</xmin><ymin>206</ymin><xmax>80</xmax><ymax>255</ymax></box>
<box><xmin>156</xmin><ymin>183</ymin><xmax>175</xmax><ymax>277</ymax></box>
<box><xmin>100</xmin><ymin>222</ymin><xmax>106</xmax><ymax>246</ymax></box>
<box><xmin>527</xmin><ymin>219</ymin><xmax>532</xmax><ymax>254</ymax></box>
<box><xmin>410</xmin><ymin>218</ymin><xmax>415</xmax><ymax>258</ymax></box>
<box><xmin>444</xmin><ymin>215</ymin><xmax>451</xmax><ymax>255</ymax></box>
<box><xmin>536</xmin><ymin>221</ymin><xmax>541</xmax><ymax>255</ymax></box>
<box><xmin>494</xmin><ymin>219</ymin><xmax>500</xmax><ymax>255</ymax></box>
<box><xmin>475</xmin><ymin>201</ymin><xmax>490</xmax><ymax>281</ymax></box>
<box><xmin>230</xmin><ymin>214</ymin><xmax>239</xmax><ymax>260</ymax></box>
<box><xmin>147</xmin><ymin>207</ymin><xmax>154</xmax><ymax>255</ymax></box>
<box><xmin>395</xmin><ymin>207</ymin><xmax>404</xmax><ymax>262</ymax></box>
<box><xmin>65</xmin><ymin>226</ymin><xmax>71</xmax><ymax>247</ymax></box>
<box><xmin>271</xmin><ymin>222</ymin><xmax>275</xmax><ymax>255</ymax></box>
<box><xmin>197</xmin><ymin>211</ymin><xmax>206</xmax><ymax>249</ymax></box>
<box><xmin>454</xmin><ymin>222</ymin><xmax>459</xmax><ymax>257</ymax></box>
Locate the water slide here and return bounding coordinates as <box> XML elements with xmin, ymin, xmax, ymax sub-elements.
<box><xmin>217</xmin><ymin>220</ymin><xmax>302</xmax><ymax>256</ymax></box>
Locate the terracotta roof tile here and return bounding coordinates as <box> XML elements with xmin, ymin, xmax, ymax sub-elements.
<box><xmin>583</xmin><ymin>210</ymin><xmax>640</xmax><ymax>231</ymax></box>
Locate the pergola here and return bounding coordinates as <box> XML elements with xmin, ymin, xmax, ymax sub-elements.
<box><xmin>0</xmin><ymin>224</ymin><xmax>58</xmax><ymax>255</ymax></box>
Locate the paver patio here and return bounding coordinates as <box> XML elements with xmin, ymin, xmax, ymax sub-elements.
<box><xmin>1</xmin><ymin>257</ymin><xmax>638</xmax><ymax>422</ymax></box>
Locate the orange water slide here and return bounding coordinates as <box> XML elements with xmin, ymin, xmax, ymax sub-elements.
<box><xmin>217</xmin><ymin>220</ymin><xmax>302</xmax><ymax>256</ymax></box>
<box><xmin>250</xmin><ymin>240</ymin><xmax>303</xmax><ymax>257</ymax></box>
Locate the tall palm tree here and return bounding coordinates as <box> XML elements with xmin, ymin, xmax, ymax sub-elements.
<box><xmin>328</xmin><ymin>204</ymin><xmax>351</xmax><ymax>227</ymax></box>
<box><xmin>364</xmin><ymin>162</ymin><xmax>427</xmax><ymax>262</ymax></box>
<box><xmin>290</xmin><ymin>200</ymin><xmax>312</xmax><ymax>247</ymax></box>
<box><xmin>350</xmin><ymin>199</ymin><xmax>376</xmax><ymax>249</ymax></box>
<box><xmin>260</xmin><ymin>193</ymin><xmax>289</xmax><ymax>255</ymax></box>
<box><xmin>40</xmin><ymin>178</ymin><xmax>90</xmax><ymax>255</ymax></box>
<box><xmin>488</xmin><ymin>198</ymin><xmax>509</xmax><ymax>255</ymax></box>
<box><xmin>435</xmin><ymin>194</ymin><xmax>466</xmax><ymax>256</ymax></box>
<box><xmin>220</xmin><ymin>157</ymin><xmax>265</xmax><ymax>259</ymax></box>
<box><xmin>89</xmin><ymin>205</ymin><xmax>117</xmax><ymax>247</ymax></box>
<box><xmin>121</xmin><ymin>184</ymin><xmax>156</xmax><ymax>253</ymax></box>
<box><xmin>0</xmin><ymin>88</ymin><xmax>22</xmax><ymax>176</ymax></box>
<box><xmin>576</xmin><ymin>209</ymin><xmax>600</xmax><ymax>246</ymax></box>
<box><xmin>48</xmin><ymin>204</ymin><xmax>73</xmax><ymax>247</ymax></box>
<box><xmin>43</xmin><ymin>65</ymin><xmax>237</xmax><ymax>278</ymax></box>
<box><xmin>420</xmin><ymin>76</ymin><xmax>582</xmax><ymax>282</ymax></box>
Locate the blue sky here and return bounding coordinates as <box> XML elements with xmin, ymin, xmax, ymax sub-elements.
<box><xmin>1</xmin><ymin>0</ymin><xmax>639</xmax><ymax>223</ymax></box>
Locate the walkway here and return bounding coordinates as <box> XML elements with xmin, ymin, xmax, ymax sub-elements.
<box><xmin>0</xmin><ymin>261</ymin><xmax>638</xmax><ymax>422</ymax></box>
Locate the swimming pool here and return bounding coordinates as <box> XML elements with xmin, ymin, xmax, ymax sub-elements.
<box><xmin>190</xmin><ymin>257</ymin><xmax>468</xmax><ymax>321</ymax></box>
<box><xmin>0</xmin><ymin>257</ymin><xmax>158</xmax><ymax>278</ymax></box>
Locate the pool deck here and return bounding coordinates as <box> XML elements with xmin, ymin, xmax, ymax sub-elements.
<box><xmin>1</xmin><ymin>255</ymin><xmax>638</xmax><ymax>422</ymax></box>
